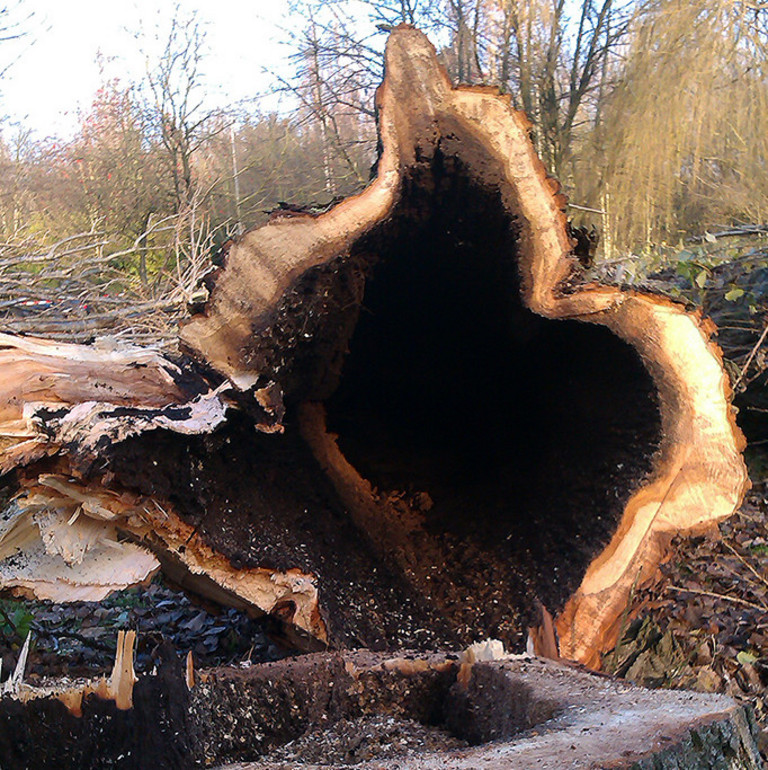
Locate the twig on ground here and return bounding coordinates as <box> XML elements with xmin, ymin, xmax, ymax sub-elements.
<box><xmin>721</xmin><ymin>540</ymin><xmax>768</xmax><ymax>590</ymax></box>
<box><xmin>733</xmin><ymin>321</ymin><xmax>768</xmax><ymax>392</ymax></box>
<box><xmin>667</xmin><ymin>585</ymin><xmax>768</xmax><ymax>613</ymax></box>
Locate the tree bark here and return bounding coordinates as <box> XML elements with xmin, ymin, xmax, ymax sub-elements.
<box><xmin>0</xmin><ymin>26</ymin><xmax>748</xmax><ymax>668</ymax></box>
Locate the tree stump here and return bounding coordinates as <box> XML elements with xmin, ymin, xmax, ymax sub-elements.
<box><xmin>0</xmin><ymin>27</ymin><xmax>748</xmax><ymax>668</ymax></box>
<box><xmin>0</xmin><ymin>649</ymin><xmax>761</xmax><ymax>768</ymax></box>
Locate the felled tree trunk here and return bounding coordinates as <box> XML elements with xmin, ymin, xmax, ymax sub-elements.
<box><xmin>0</xmin><ymin>27</ymin><xmax>748</xmax><ymax>668</ymax></box>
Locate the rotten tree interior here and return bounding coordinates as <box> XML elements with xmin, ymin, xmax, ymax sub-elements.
<box><xmin>0</xmin><ymin>26</ymin><xmax>747</xmax><ymax>671</ymax></box>
<box><xmin>101</xmin><ymin>150</ymin><xmax>664</xmax><ymax>652</ymax></box>
<box><xmin>323</xmin><ymin>153</ymin><xmax>664</xmax><ymax>628</ymax></box>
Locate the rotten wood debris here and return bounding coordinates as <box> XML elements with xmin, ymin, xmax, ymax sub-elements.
<box><xmin>0</xmin><ymin>25</ymin><xmax>749</xmax><ymax>686</ymax></box>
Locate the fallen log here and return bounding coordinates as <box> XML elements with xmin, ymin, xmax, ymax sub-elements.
<box><xmin>0</xmin><ymin>26</ymin><xmax>748</xmax><ymax>669</ymax></box>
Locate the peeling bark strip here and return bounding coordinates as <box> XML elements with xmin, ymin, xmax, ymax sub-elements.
<box><xmin>0</xmin><ymin>27</ymin><xmax>748</xmax><ymax>666</ymax></box>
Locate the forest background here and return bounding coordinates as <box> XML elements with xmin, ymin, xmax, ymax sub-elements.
<box><xmin>0</xmin><ymin>0</ymin><xmax>766</xmax><ymax>344</ymax></box>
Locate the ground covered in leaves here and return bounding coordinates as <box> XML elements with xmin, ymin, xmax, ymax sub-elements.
<box><xmin>0</xmin><ymin>577</ymin><xmax>289</xmax><ymax>682</ymax></box>
<box><xmin>602</xmin><ymin>474</ymin><xmax>768</xmax><ymax>759</ymax></box>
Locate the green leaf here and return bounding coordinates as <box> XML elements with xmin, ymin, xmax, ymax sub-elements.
<box><xmin>724</xmin><ymin>288</ymin><xmax>745</xmax><ymax>302</ymax></box>
<box><xmin>695</xmin><ymin>269</ymin><xmax>708</xmax><ymax>288</ymax></box>
<box><xmin>12</xmin><ymin>608</ymin><xmax>34</xmax><ymax>640</ymax></box>
<box><xmin>737</xmin><ymin>650</ymin><xmax>758</xmax><ymax>666</ymax></box>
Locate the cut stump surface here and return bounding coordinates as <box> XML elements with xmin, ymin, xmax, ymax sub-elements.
<box><xmin>0</xmin><ymin>651</ymin><xmax>761</xmax><ymax>769</ymax></box>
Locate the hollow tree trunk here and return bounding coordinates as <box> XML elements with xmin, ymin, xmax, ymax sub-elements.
<box><xmin>0</xmin><ymin>27</ymin><xmax>747</xmax><ymax>668</ymax></box>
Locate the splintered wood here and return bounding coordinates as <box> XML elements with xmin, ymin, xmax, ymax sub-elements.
<box><xmin>0</xmin><ymin>26</ymin><xmax>748</xmax><ymax>668</ymax></box>
<box><xmin>3</xmin><ymin>629</ymin><xmax>137</xmax><ymax>718</ymax></box>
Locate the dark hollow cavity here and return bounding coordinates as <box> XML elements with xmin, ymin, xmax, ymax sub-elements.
<box><xmin>323</xmin><ymin>148</ymin><xmax>663</xmax><ymax>643</ymax></box>
<box><xmin>107</xmin><ymin>144</ymin><xmax>663</xmax><ymax>653</ymax></box>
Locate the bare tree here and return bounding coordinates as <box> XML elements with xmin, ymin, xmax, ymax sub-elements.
<box><xmin>138</xmin><ymin>5</ymin><xmax>220</xmax><ymax>212</ymax></box>
<box><xmin>0</xmin><ymin>2</ymin><xmax>31</xmax><ymax>80</ymax></box>
<box><xmin>277</xmin><ymin>3</ymin><xmax>386</xmax><ymax>191</ymax></box>
<box><xmin>283</xmin><ymin>0</ymin><xmax>630</xmax><ymax>183</ymax></box>
<box><xmin>440</xmin><ymin>0</ymin><xmax>632</xmax><ymax>179</ymax></box>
